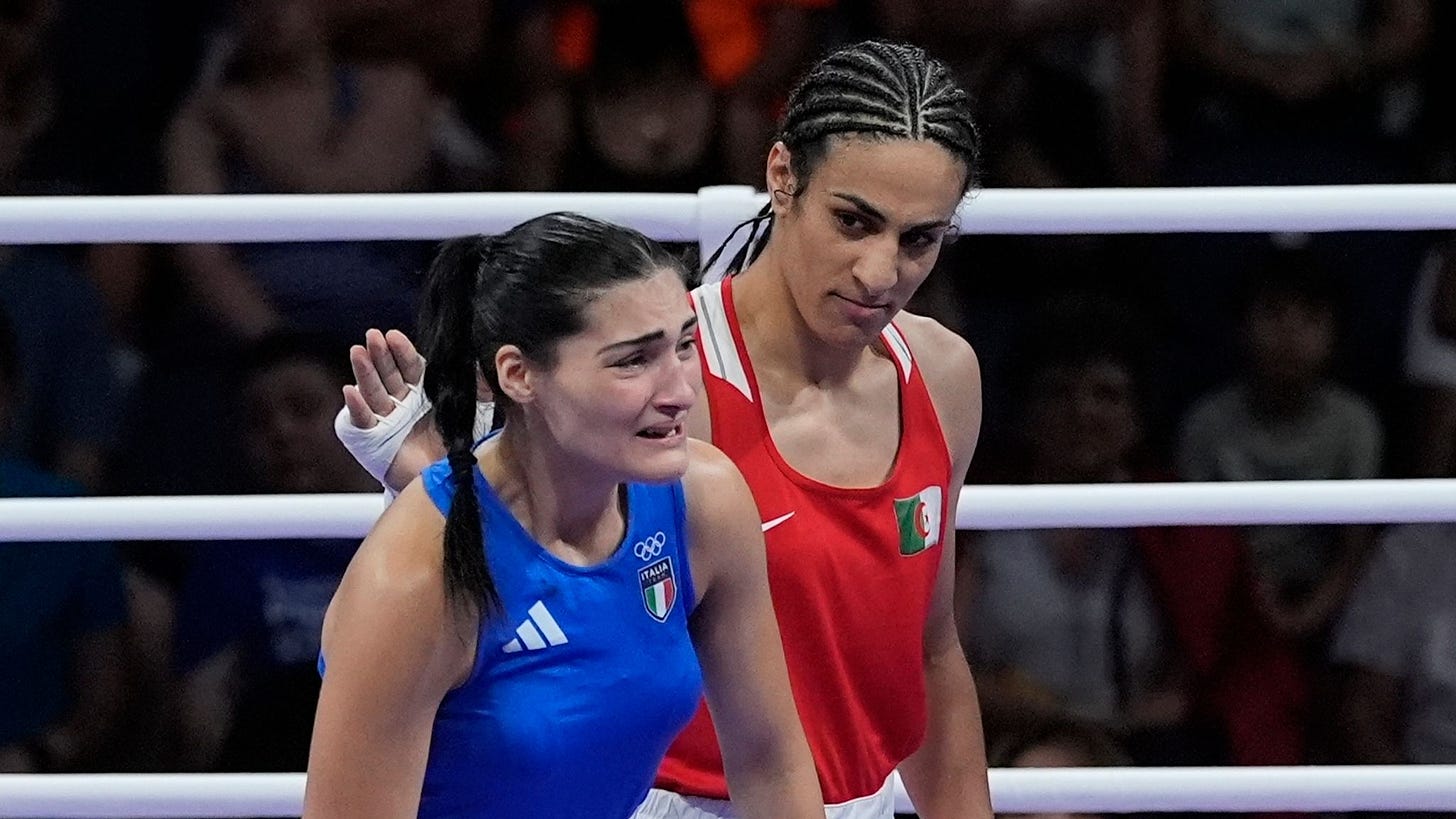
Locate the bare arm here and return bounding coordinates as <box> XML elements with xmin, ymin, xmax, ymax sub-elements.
<box><xmin>1286</xmin><ymin>525</ymin><xmax>1376</xmax><ymax>638</ymax></box>
<box><xmin>1433</xmin><ymin>244</ymin><xmax>1456</xmax><ymax>341</ymax></box>
<box><xmin>303</xmin><ymin>481</ymin><xmax>473</xmax><ymax>818</ymax></box>
<box><xmin>177</xmin><ymin>646</ymin><xmax>243</xmax><ymax>771</ymax></box>
<box><xmin>1110</xmin><ymin>0</ymin><xmax>1167</xmax><ymax>184</ymax></box>
<box><xmin>682</xmin><ymin>441</ymin><xmax>823</xmax><ymax>818</ymax></box>
<box><xmin>220</xmin><ymin>64</ymin><xmax>437</xmax><ymax>194</ymax></box>
<box><xmin>40</xmin><ymin>627</ymin><xmax>127</xmax><ymax>770</ymax></box>
<box><xmin>896</xmin><ymin>317</ymin><xmax>992</xmax><ymax>819</ymax></box>
<box><xmin>163</xmin><ymin>98</ymin><xmax>283</xmax><ymax>341</ymax></box>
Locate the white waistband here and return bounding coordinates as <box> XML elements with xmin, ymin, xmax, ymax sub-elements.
<box><xmin>633</xmin><ymin>773</ymin><xmax>896</xmax><ymax>819</ymax></box>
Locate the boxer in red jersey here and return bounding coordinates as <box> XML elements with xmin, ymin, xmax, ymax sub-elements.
<box><xmin>337</xmin><ymin>40</ymin><xmax>991</xmax><ymax>819</ymax></box>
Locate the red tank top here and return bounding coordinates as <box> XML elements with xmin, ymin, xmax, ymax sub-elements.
<box><xmin>656</xmin><ymin>277</ymin><xmax>952</xmax><ymax>804</ymax></box>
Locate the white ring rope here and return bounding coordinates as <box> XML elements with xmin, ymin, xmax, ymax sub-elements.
<box><xmin>3</xmin><ymin>185</ymin><xmax>1456</xmax><ymax>249</ymax></box>
<box><xmin>1</xmin><ymin>479</ymin><xmax>1452</xmax><ymax>542</ymax></box>
<box><xmin>4</xmin><ymin>767</ymin><xmax>1456</xmax><ymax>818</ymax></box>
<box><xmin>5</xmin><ymin>186</ymin><xmax>1452</xmax><ymax>816</ymax></box>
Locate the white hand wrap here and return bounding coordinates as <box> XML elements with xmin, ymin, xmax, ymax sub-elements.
<box><xmin>335</xmin><ymin>387</ymin><xmax>497</xmax><ymax>488</ymax></box>
<box><xmin>334</xmin><ymin>384</ymin><xmax>432</xmax><ymax>485</ymax></box>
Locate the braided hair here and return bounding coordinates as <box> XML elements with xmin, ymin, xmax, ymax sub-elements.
<box><xmin>706</xmin><ymin>40</ymin><xmax>981</xmax><ymax>277</ymax></box>
<box><xmin>416</xmin><ymin>213</ymin><xmax>689</xmax><ymax>616</ymax></box>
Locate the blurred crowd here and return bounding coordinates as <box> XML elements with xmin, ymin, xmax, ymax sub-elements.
<box><xmin>3</xmin><ymin>0</ymin><xmax>1456</xmax><ymax>810</ymax></box>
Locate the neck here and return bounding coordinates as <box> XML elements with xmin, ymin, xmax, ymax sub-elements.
<box><xmin>482</xmin><ymin>425</ymin><xmax>624</xmax><ymax>554</ymax></box>
<box><xmin>732</xmin><ymin>240</ymin><xmax>877</xmax><ymax>387</ymax></box>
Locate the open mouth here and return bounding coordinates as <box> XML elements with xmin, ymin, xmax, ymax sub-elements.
<box><xmin>637</xmin><ymin>423</ymin><xmax>683</xmax><ymax>440</ymax></box>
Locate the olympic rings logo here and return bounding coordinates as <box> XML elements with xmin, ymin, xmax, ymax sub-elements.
<box><xmin>633</xmin><ymin>531</ymin><xmax>667</xmax><ymax>561</ymax></box>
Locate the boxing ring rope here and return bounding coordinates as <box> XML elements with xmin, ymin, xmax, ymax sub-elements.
<box><xmin>6</xmin><ymin>185</ymin><xmax>1456</xmax><ymax>817</ymax></box>
<box><xmin>5</xmin><ymin>766</ymin><xmax>1456</xmax><ymax>817</ymax></box>
<box><xmin>4</xmin><ymin>184</ymin><xmax>1456</xmax><ymax>253</ymax></box>
<box><xmin>2</xmin><ymin>479</ymin><xmax>1455</xmax><ymax>542</ymax></box>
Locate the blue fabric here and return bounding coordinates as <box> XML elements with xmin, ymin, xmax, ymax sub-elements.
<box><xmin>174</xmin><ymin>539</ymin><xmax>359</xmax><ymax>676</ymax></box>
<box><xmin>0</xmin><ymin>249</ymin><xmax>123</xmax><ymax>462</ymax></box>
<box><xmin>220</xmin><ymin>65</ymin><xmax>420</xmax><ymax>342</ymax></box>
<box><xmin>175</xmin><ymin>537</ymin><xmax>359</xmax><ymax>771</ymax></box>
<box><xmin>414</xmin><ymin>459</ymin><xmax>702</xmax><ymax>819</ymax></box>
<box><xmin>0</xmin><ymin>459</ymin><xmax>126</xmax><ymax>745</ymax></box>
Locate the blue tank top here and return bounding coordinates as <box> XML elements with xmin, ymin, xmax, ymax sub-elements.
<box><xmin>416</xmin><ymin>459</ymin><xmax>703</xmax><ymax>818</ymax></box>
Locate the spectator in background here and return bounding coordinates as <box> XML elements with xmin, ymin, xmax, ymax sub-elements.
<box><xmin>132</xmin><ymin>0</ymin><xmax>490</xmax><ymax>497</ymax></box>
<box><xmin>0</xmin><ymin>248</ymin><xmax>127</xmax><ymax>492</ymax></box>
<box><xmin>962</xmin><ymin>298</ymin><xmax>1307</xmax><ymax>769</ymax></box>
<box><xmin>1403</xmin><ymin>238</ymin><xmax>1456</xmax><ymax>478</ymax></box>
<box><xmin>0</xmin><ymin>0</ymin><xmax>54</xmax><ymax>189</ymax></box>
<box><xmin>163</xmin><ymin>0</ymin><xmax>453</xmax><ymax>344</ymax></box>
<box><xmin>329</xmin><ymin>0</ymin><xmax>486</xmax><ymax>86</ymax></box>
<box><xmin>500</xmin><ymin>0</ymin><xmax>828</xmax><ymax>191</ymax></box>
<box><xmin>0</xmin><ymin>0</ymin><xmax>127</xmax><ymax>492</ymax></box>
<box><xmin>962</xmin><ymin>312</ymin><xmax>1197</xmax><ymax>763</ymax></box>
<box><xmin>874</xmin><ymin>0</ymin><xmax>1167</xmax><ymax>187</ymax></box>
<box><xmin>989</xmin><ymin>716</ymin><xmax>1129</xmax><ymax>819</ymax></box>
<box><xmin>0</xmin><ymin>308</ymin><xmax>129</xmax><ymax>773</ymax></box>
<box><xmin>1159</xmin><ymin>3</ymin><xmax>1431</xmax><ymax>409</ymax></box>
<box><xmin>554</xmin><ymin>0</ymin><xmax>727</xmax><ymax>192</ymax></box>
<box><xmin>1177</xmin><ymin>251</ymin><xmax>1382</xmax><ymax>654</ymax></box>
<box><xmin>173</xmin><ymin>333</ymin><xmax>374</xmax><ymax>772</ymax></box>
<box><xmin>1168</xmin><ymin>0</ymin><xmax>1430</xmax><ymax>187</ymax></box>
<box><xmin>1331</xmin><ymin>520</ymin><xmax>1456</xmax><ymax>767</ymax></box>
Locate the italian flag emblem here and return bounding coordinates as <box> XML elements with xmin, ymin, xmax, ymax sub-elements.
<box><xmin>894</xmin><ymin>486</ymin><xmax>944</xmax><ymax>556</ymax></box>
<box><xmin>639</xmin><ymin>557</ymin><xmax>677</xmax><ymax>622</ymax></box>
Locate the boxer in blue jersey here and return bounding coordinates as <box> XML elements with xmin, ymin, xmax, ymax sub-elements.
<box><xmin>303</xmin><ymin>214</ymin><xmax>822</xmax><ymax>819</ymax></box>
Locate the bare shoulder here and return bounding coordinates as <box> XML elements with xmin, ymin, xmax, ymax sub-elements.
<box><xmin>345</xmin><ymin>480</ymin><xmax>448</xmax><ymax>598</ymax></box>
<box><xmin>325</xmin><ymin>480</ymin><xmax>471</xmax><ymax>667</ymax></box>
<box><xmin>678</xmin><ymin>439</ymin><xmax>762</xmax><ymax>603</ymax></box>
<box><xmin>893</xmin><ymin>311</ymin><xmax>980</xmax><ymax>386</ymax></box>
<box><xmin>892</xmin><ymin>312</ymin><xmax>982</xmax><ymax>451</ymax></box>
<box><xmin>681</xmin><ymin>438</ymin><xmax>754</xmax><ymax>516</ymax></box>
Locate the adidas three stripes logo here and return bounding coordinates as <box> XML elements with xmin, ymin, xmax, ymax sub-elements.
<box><xmin>502</xmin><ymin>601</ymin><xmax>569</xmax><ymax>653</ymax></box>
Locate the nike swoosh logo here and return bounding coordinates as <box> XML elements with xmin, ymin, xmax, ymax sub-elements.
<box><xmin>761</xmin><ymin>512</ymin><xmax>795</xmax><ymax>533</ymax></box>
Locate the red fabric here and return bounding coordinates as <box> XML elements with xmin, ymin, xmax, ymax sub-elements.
<box><xmin>656</xmin><ymin>278</ymin><xmax>950</xmax><ymax>803</ymax></box>
<box><xmin>550</xmin><ymin>0</ymin><xmax>838</xmax><ymax>89</ymax></box>
<box><xmin>1134</xmin><ymin>495</ymin><xmax>1309</xmax><ymax>767</ymax></box>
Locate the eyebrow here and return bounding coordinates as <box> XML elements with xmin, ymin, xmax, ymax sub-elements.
<box><xmin>597</xmin><ymin>316</ymin><xmax>698</xmax><ymax>355</ymax></box>
<box><xmin>831</xmin><ymin>192</ymin><xmax>952</xmax><ymax>232</ymax></box>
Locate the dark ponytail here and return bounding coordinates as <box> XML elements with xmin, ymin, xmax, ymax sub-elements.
<box><xmin>419</xmin><ymin>236</ymin><xmax>501</xmax><ymax>617</ymax></box>
<box><xmin>707</xmin><ymin>40</ymin><xmax>981</xmax><ymax>279</ymax></box>
<box><xmin>417</xmin><ymin>214</ymin><xmax>689</xmax><ymax>618</ymax></box>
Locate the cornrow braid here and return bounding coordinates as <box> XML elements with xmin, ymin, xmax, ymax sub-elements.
<box><xmin>782</xmin><ymin>41</ymin><xmax>979</xmax><ymax>160</ymax></box>
<box><xmin>709</xmin><ymin>40</ymin><xmax>980</xmax><ymax>279</ymax></box>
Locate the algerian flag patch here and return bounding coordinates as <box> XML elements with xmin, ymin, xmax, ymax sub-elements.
<box><xmin>893</xmin><ymin>486</ymin><xmax>944</xmax><ymax>556</ymax></box>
